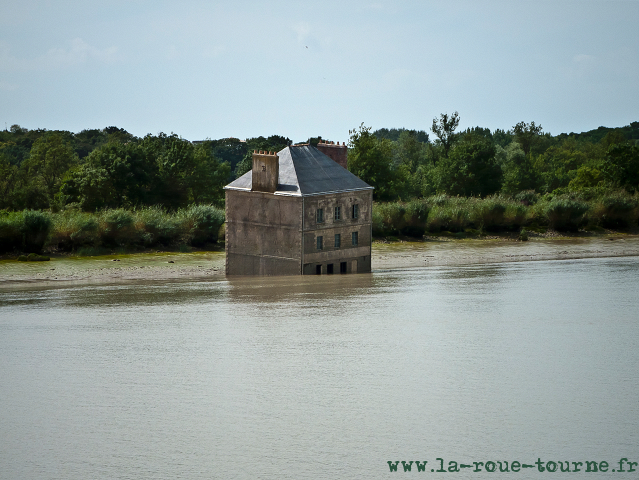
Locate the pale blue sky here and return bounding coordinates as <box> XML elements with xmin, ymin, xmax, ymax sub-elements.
<box><xmin>1</xmin><ymin>0</ymin><xmax>638</xmax><ymax>142</ymax></box>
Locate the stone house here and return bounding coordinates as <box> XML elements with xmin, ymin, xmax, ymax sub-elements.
<box><xmin>224</xmin><ymin>142</ymin><xmax>373</xmax><ymax>275</ymax></box>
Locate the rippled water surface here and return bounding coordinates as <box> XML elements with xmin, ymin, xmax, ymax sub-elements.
<box><xmin>1</xmin><ymin>257</ymin><xmax>638</xmax><ymax>479</ymax></box>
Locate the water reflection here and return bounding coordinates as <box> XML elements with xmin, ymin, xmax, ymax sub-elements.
<box><xmin>0</xmin><ymin>279</ymin><xmax>228</xmax><ymax>309</ymax></box>
<box><xmin>226</xmin><ymin>273</ymin><xmax>377</xmax><ymax>304</ymax></box>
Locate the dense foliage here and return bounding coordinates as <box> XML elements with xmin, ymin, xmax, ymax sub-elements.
<box><xmin>1</xmin><ymin>117</ymin><xmax>638</xmax><ymax>254</ymax></box>
<box><xmin>372</xmin><ymin>192</ymin><xmax>639</xmax><ymax>237</ymax></box>
<box><xmin>349</xmin><ymin>118</ymin><xmax>639</xmax><ymax>202</ymax></box>
<box><xmin>0</xmin><ymin>206</ymin><xmax>225</xmax><ymax>254</ymax></box>
<box><xmin>0</xmin><ymin>127</ymin><xmax>232</xmax><ymax>212</ymax></box>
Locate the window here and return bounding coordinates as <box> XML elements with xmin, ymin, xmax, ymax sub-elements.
<box><xmin>352</xmin><ymin>204</ymin><xmax>359</xmax><ymax>219</ymax></box>
<box><xmin>316</xmin><ymin>208</ymin><xmax>324</xmax><ymax>223</ymax></box>
<box><xmin>327</xmin><ymin>263</ymin><xmax>334</xmax><ymax>274</ymax></box>
<box><xmin>340</xmin><ymin>262</ymin><xmax>347</xmax><ymax>274</ymax></box>
<box><xmin>352</xmin><ymin>231</ymin><xmax>358</xmax><ymax>246</ymax></box>
<box><xmin>316</xmin><ymin>265</ymin><xmax>322</xmax><ymax>275</ymax></box>
<box><xmin>334</xmin><ymin>233</ymin><xmax>341</xmax><ymax>248</ymax></box>
<box><xmin>334</xmin><ymin>206</ymin><xmax>341</xmax><ymax>221</ymax></box>
<box><xmin>317</xmin><ymin>236</ymin><xmax>323</xmax><ymax>250</ymax></box>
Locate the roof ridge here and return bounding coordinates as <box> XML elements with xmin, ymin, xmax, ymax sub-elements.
<box><xmin>224</xmin><ymin>144</ymin><xmax>372</xmax><ymax>196</ymax></box>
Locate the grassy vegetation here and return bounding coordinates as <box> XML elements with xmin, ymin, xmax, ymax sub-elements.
<box><xmin>2</xmin><ymin>191</ymin><xmax>637</xmax><ymax>256</ymax></box>
<box><xmin>372</xmin><ymin>191</ymin><xmax>639</xmax><ymax>238</ymax></box>
<box><xmin>0</xmin><ymin>205</ymin><xmax>225</xmax><ymax>255</ymax></box>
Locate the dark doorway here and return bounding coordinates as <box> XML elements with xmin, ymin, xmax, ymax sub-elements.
<box><xmin>327</xmin><ymin>264</ymin><xmax>334</xmax><ymax>274</ymax></box>
<box><xmin>316</xmin><ymin>265</ymin><xmax>322</xmax><ymax>275</ymax></box>
<box><xmin>340</xmin><ymin>262</ymin><xmax>347</xmax><ymax>274</ymax></box>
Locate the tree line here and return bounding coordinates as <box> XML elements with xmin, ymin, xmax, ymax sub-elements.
<box><xmin>1</xmin><ymin>118</ymin><xmax>638</xmax><ymax>214</ymax></box>
<box><xmin>0</xmin><ymin>125</ymin><xmax>295</xmax><ymax>212</ymax></box>
<box><xmin>348</xmin><ymin>115</ymin><xmax>639</xmax><ymax>201</ymax></box>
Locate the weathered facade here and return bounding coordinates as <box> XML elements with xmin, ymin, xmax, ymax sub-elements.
<box><xmin>224</xmin><ymin>144</ymin><xmax>373</xmax><ymax>275</ymax></box>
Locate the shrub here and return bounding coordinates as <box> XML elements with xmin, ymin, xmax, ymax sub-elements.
<box><xmin>402</xmin><ymin>199</ymin><xmax>429</xmax><ymax>237</ymax></box>
<box><xmin>0</xmin><ymin>210</ymin><xmax>52</xmax><ymax>253</ymax></box>
<box><xmin>0</xmin><ymin>211</ymin><xmax>22</xmax><ymax>253</ymax></box>
<box><xmin>98</xmin><ymin>209</ymin><xmax>139</xmax><ymax>246</ymax></box>
<box><xmin>426</xmin><ymin>198</ymin><xmax>470</xmax><ymax>232</ymax></box>
<box><xmin>177</xmin><ymin>204</ymin><xmax>225</xmax><ymax>246</ymax></box>
<box><xmin>503</xmin><ymin>202</ymin><xmax>528</xmax><ymax>229</ymax></box>
<box><xmin>21</xmin><ymin>210</ymin><xmax>52</xmax><ymax>253</ymax></box>
<box><xmin>371</xmin><ymin>207</ymin><xmax>384</xmax><ymax>236</ymax></box>
<box><xmin>373</xmin><ymin>202</ymin><xmax>406</xmax><ymax>236</ymax></box>
<box><xmin>544</xmin><ymin>196</ymin><xmax>590</xmax><ymax>231</ymax></box>
<box><xmin>592</xmin><ymin>192</ymin><xmax>639</xmax><ymax>228</ymax></box>
<box><xmin>469</xmin><ymin>196</ymin><xmax>507</xmax><ymax>231</ymax></box>
<box><xmin>515</xmin><ymin>190</ymin><xmax>540</xmax><ymax>205</ymax></box>
<box><xmin>49</xmin><ymin>210</ymin><xmax>99</xmax><ymax>251</ymax></box>
<box><xmin>134</xmin><ymin>207</ymin><xmax>180</xmax><ymax>246</ymax></box>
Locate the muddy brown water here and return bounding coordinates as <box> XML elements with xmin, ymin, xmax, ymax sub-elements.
<box><xmin>1</xmin><ymin>239</ymin><xmax>638</xmax><ymax>479</ymax></box>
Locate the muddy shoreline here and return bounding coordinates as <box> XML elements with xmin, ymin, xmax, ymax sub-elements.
<box><xmin>1</xmin><ymin>235</ymin><xmax>638</xmax><ymax>289</ymax></box>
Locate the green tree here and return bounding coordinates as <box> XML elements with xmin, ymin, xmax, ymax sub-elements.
<box><xmin>347</xmin><ymin>123</ymin><xmax>395</xmax><ymax>200</ymax></box>
<box><xmin>140</xmin><ymin>133</ymin><xmax>197</xmax><ymax>209</ymax></box>
<box><xmin>189</xmin><ymin>144</ymin><xmax>231</xmax><ymax>205</ymax></box>
<box><xmin>393</xmin><ymin>130</ymin><xmax>427</xmax><ymax>171</ymax></box>
<box><xmin>58</xmin><ymin>163</ymin><xmax>116</xmax><ymax>211</ymax></box>
<box><xmin>534</xmin><ymin>138</ymin><xmax>588</xmax><ymax>193</ymax></box>
<box><xmin>233</xmin><ymin>135</ymin><xmax>291</xmax><ymax>178</ymax></box>
<box><xmin>513</xmin><ymin>121</ymin><xmax>543</xmax><ymax>156</ymax></box>
<box><xmin>498</xmin><ymin>142</ymin><xmax>539</xmax><ymax>195</ymax></box>
<box><xmin>567</xmin><ymin>166</ymin><xmax>604</xmax><ymax>191</ymax></box>
<box><xmin>19</xmin><ymin>133</ymin><xmax>78</xmax><ymax>208</ymax></box>
<box><xmin>431</xmin><ymin>111</ymin><xmax>460</xmax><ymax>159</ymax></box>
<box><xmin>201</xmin><ymin>137</ymin><xmax>247</xmax><ymax>173</ymax></box>
<box><xmin>602</xmin><ymin>142</ymin><xmax>639</xmax><ymax>193</ymax></box>
<box><xmin>0</xmin><ymin>153</ymin><xmax>19</xmax><ymax>209</ymax></box>
<box><xmin>73</xmin><ymin>128</ymin><xmax>108</xmax><ymax>158</ymax></box>
<box><xmin>58</xmin><ymin>141</ymin><xmax>156</xmax><ymax>210</ymax></box>
<box><xmin>434</xmin><ymin>135</ymin><xmax>501</xmax><ymax>197</ymax></box>
<box><xmin>374</xmin><ymin>127</ymin><xmax>429</xmax><ymax>143</ymax></box>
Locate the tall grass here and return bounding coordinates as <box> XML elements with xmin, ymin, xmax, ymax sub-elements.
<box><xmin>0</xmin><ymin>205</ymin><xmax>225</xmax><ymax>254</ymax></box>
<box><xmin>539</xmin><ymin>195</ymin><xmax>590</xmax><ymax>231</ymax></box>
<box><xmin>372</xmin><ymin>191</ymin><xmax>639</xmax><ymax>238</ymax></box>
<box><xmin>49</xmin><ymin>210</ymin><xmax>99</xmax><ymax>251</ymax></box>
<box><xmin>0</xmin><ymin>210</ymin><xmax>52</xmax><ymax>253</ymax></box>
<box><xmin>592</xmin><ymin>192</ymin><xmax>639</xmax><ymax>229</ymax></box>
<box><xmin>176</xmin><ymin>204</ymin><xmax>225</xmax><ymax>246</ymax></box>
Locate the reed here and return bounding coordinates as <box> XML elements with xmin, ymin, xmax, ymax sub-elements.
<box><xmin>541</xmin><ymin>195</ymin><xmax>590</xmax><ymax>231</ymax></box>
<box><xmin>0</xmin><ymin>210</ymin><xmax>52</xmax><ymax>253</ymax></box>
<box><xmin>591</xmin><ymin>192</ymin><xmax>639</xmax><ymax>229</ymax></box>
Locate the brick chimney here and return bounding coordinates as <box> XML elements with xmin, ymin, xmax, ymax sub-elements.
<box><xmin>251</xmin><ymin>150</ymin><xmax>279</xmax><ymax>193</ymax></box>
<box><xmin>316</xmin><ymin>141</ymin><xmax>347</xmax><ymax>169</ymax></box>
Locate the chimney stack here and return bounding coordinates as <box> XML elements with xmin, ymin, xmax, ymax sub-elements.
<box><xmin>316</xmin><ymin>141</ymin><xmax>347</xmax><ymax>169</ymax></box>
<box><xmin>251</xmin><ymin>150</ymin><xmax>279</xmax><ymax>193</ymax></box>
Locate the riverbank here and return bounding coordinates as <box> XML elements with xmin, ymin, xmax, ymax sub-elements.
<box><xmin>1</xmin><ymin>234</ymin><xmax>638</xmax><ymax>289</ymax></box>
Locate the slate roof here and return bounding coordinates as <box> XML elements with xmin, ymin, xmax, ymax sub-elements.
<box><xmin>224</xmin><ymin>145</ymin><xmax>373</xmax><ymax>197</ymax></box>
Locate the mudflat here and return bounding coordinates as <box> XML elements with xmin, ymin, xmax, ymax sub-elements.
<box><xmin>1</xmin><ymin>235</ymin><xmax>638</xmax><ymax>289</ymax></box>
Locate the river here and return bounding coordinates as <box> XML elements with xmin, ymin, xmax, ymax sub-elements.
<box><xmin>1</xmin><ymin>253</ymin><xmax>638</xmax><ymax>479</ymax></box>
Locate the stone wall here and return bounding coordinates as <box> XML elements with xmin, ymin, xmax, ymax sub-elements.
<box><xmin>225</xmin><ymin>190</ymin><xmax>302</xmax><ymax>275</ymax></box>
<box><xmin>225</xmin><ymin>188</ymin><xmax>372</xmax><ymax>276</ymax></box>
<box><xmin>301</xmin><ymin>190</ymin><xmax>372</xmax><ymax>274</ymax></box>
